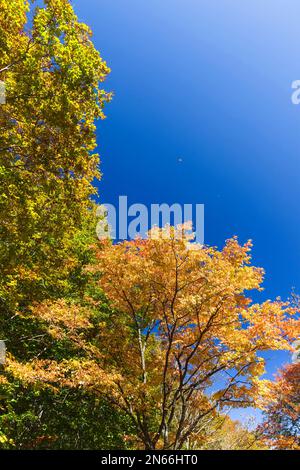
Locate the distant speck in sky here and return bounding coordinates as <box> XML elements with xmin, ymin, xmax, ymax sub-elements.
<box><xmin>177</xmin><ymin>157</ymin><xmax>183</xmax><ymax>163</ymax></box>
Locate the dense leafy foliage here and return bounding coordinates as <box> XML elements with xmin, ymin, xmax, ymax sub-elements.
<box><xmin>0</xmin><ymin>0</ymin><xmax>111</xmax><ymax>311</ymax></box>
<box><xmin>0</xmin><ymin>0</ymin><xmax>130</xmax><ymax>449</ymax></box>
<box><xmin>0</xmin><ymin>0</ymin><xmax>299</xmax><ymax>451</ymax></box>
<box><xmin>260</xmin><ymin>363</ymin><xmax>300</xmax><ymax>450</ymax></box>
<box><xmin>7</xmin><ymin>226</ymin><xmax>299</xmax><ymax>449</ymax></box>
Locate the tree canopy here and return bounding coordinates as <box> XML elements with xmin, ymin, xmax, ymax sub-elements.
<box><xmin>7</xmin><ymin>225</ymin><xmax>300</xmax><ymax>449</ymax></box>
<box><xmin>0</xmin><ymin>0</ymin><xmax>111</xmax><ymax>311</ymax></box>
<box><xmin>260</xmin><ymin>363</ymin><xmax>300</xmax><ymax>450</ymax></box>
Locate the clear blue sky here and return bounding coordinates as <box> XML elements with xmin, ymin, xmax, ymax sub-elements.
<box><xmin>74</xmin><ymin>0</ymin><xmax>299</xmax><ymax>422</ymax></box>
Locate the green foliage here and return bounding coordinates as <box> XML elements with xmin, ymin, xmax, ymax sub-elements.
<box><xmin>0</xmin><ymin>0</ymin><xmax>111</xmax><ymax>312</ymax></box>
<box><xmin>0</xmin><ymin>380</ymin><xmax>134</xmax><ymax>449</ymax></box>
<box><xmin>0</xmin><ymin>0</ymin><xmax>133</xmax><ymax>450</ymax></box>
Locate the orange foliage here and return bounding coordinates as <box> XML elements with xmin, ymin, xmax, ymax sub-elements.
<box><xmin>260</xmin><ymin>363</ymin><xmax>300</xmax><ymax>450</ymax></box>
<box><xmin>6</xmin><ymin>224</ymin><xmax>300</xmax><ymax>449</ymax></box>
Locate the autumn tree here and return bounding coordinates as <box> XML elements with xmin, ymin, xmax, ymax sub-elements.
<box><xmin>91</xmin><ymin>225</ymin><xmax>300</xmax><ymax>449</ymax></box>
<box><xmin>197</xmin><ymin>414</ymin><xmax>263</xmax><ymax>450</ymax></box>
<box><xmin>0</xmin><ymin>0</ymin><xmax>132</xmax><ymax>449</ymax></box>
<box><xmin>0</xmin><ymin>0</ymin><xmax>111</xmax><ymax>312</ymax></box>
<box><xmin>259</xmin><ymin>363</ymin><xmax>300</xmax><ymax>450</ymax></box>
<box><xmin>9</xmin><ymin>225</ymin><xmax>300</xmax><ymax>449</ymax></box>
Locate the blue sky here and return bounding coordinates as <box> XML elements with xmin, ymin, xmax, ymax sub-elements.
<box><xmin>74</xmin><ymin>0</ymin><xmax>300</xmax><ymax>421</ymax></box>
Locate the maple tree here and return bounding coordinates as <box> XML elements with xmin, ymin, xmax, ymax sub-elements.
<box><xmin>8</xmin><ymin>225</ymin><xmax>300</xmax><ymax>449</ymax></box>
<box><xmin>259</xmin><ymin>362</ymin><xmax>300</xmax><ymax>450</ymax></box>
<box><xmin>89</xmin><ymin>225</ymin><xmax>300</xmax><ymax>449</ymax></box>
